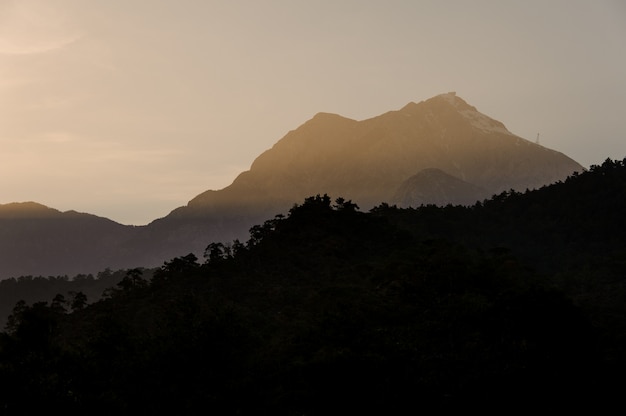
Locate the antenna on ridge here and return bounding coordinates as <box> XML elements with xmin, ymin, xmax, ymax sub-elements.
<box><xmin>535</xmin><ymin>133</ymin><xmax>540</xmax><ymax>145</ymax></box>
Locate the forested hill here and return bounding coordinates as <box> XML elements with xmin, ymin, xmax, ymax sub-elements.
<box><xmin>1</xmin><ymin>158</ymin><xmax>625</xmax><ymax>413</ymax></box>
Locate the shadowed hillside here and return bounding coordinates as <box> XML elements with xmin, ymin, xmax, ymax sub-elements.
<box><xmin>0</xmin><ymin>203</ymin><xmax>135</xmax><ymax>277</ymax></box>
<box><xmin>1</xmin><ymin>158</ymin><xmax>625</xmax><ymax>413</ymax></box>
<box><xmin>393</xmin><ymin>167</ymin><xmax>489</xmax><ymax>206</ymax></box>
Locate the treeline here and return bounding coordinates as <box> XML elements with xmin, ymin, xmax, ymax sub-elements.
<box><xmin>0</xmin><ymin>269</ymin><xmax>155</xmax><ymax>329</ymax></box>
<box><xmin>1</xmin><ymin>158</ymin><xmax>625</xmax><ymax>414</ymax></box>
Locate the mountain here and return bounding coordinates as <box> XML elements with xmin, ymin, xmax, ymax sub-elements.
<box><xmin>0</xmin><ymin>93</ymin><xmax>583</xmax><ymax>278</ymax></box>
<box><xmin>393</xmin><ymin>168</ymin><xmax>489</xmax><ymax>207</ymax></box>
<box><xmin>140</xmin><ymin>92</ymin><xmax>582</xmax><ymax>262</ymax></box>
<box><xmin>0</xmin><ymin>202</ymin><xmax>134</xmax><ymax>278</ymax></box>
<box><xmin>186</xmin><ymin>92</ymin><xmax>580</xmax><ymax>211</ymax></box>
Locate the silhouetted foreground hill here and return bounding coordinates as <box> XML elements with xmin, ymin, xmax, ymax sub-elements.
<box><xmin>0</xmin><ymin>268</ymin><xmax>155</xmax><ymax>330</ymax></box>
<box><xmin>1</xmin><ymin>158</ymin><xmax>625</xmax><ymax>414</ymax></box>
<box><xmin>0</xmin><ymin>93</ymin><xmax>583</xmax><ymax>278</ymax></box>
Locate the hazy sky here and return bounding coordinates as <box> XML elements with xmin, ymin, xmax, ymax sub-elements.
<box><xmin>1</xmin><ymin>0</ymin><xmax>625</xmax><ymax>225</ymax></box>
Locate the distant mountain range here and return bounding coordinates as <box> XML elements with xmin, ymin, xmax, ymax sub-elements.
<box><xmin>0</xmin><ymin>93</ymin><xmax>583</xmax><ymax>278</ymax></box>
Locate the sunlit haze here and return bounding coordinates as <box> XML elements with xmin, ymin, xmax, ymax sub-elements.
<box><xmin>1</xmin><ymin>0</ymin><xmax>625</xmax><ymax>225</ymax></box>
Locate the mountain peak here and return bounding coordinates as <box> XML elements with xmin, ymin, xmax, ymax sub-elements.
<box><xmin>434</xmin><ymin>90</ymin><xmax>461</xmax><ymax>103</ymax></box>
<box><xmin>424</xmin><ymin>92</ymin><xmax>511</xmax><ymax>135</ymax></box>
<box><xmin>0</xmin><ymin>201</ymin><xmax>60</xmax><ymax>219</ymax></box>
<box><xmin>226</xmin><ymin>92</ymin><xmax>580</xmax><ymax>215</ymax></box>
<box><xmin>393</xmin><ymin>168</ymin><xmax>489</xmax><ymax>207</ymax></box>
<box><xmin>312</xmin><ymin>111</ymin><xmax>342</xmax><ymax>119</ymax></box>
<box><xmin>398</xmin><ymin>93</ymin><xmax>512</xmax><ymax>135</ymax></box>
<box><xmin>307</xmin><ymin>111</ymin><xmax>356</xmax><ymax>127</ymax></box>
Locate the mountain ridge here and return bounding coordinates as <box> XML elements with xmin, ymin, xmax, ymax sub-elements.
<box><xmin>0</xmin><ymin>201</ymin><xmax>127</xmax><ymax>223</ymax></box>
<box><xmin>0</xmin><ymin>93</ymin><xmax>584</xmax><ymax>277</ymax></box>
<box><xmin>199</xmin><ymin>91</ymin><xmax>580</xmax><ymax>208</ymax></box>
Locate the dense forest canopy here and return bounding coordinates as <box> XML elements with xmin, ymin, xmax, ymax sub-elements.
<box><xmin>1</xmin><ymin>158</ymin><xmax>625</xmax><ymax>414</ymax></box>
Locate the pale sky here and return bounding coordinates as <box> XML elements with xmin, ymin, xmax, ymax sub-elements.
<box><xmin>1</xmin><ymin>0</ymin><xmax>625</xmax><ymax>225</ymax></box>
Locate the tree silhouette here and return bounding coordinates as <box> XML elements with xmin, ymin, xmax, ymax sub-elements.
<box><xmin>2</xmin><ymin>158</ymin><xmax>626</xmax><ymax>412</ymax></box>
<box><xmin>117</xmin><ymin>268</ymin><xmax>148</xmax><ymax>292</ymax></box>
<box><xmin>69</xmin><ymin>291</ymin><xmax>88</xmax><ymax>311</ymax></box>
<box><xmin>4</xmin><ymin>299</ymin><xmax>27</xmax><ymax>335</ymax></box>
<box><xmin>204</xmin><ymin>242</ymin><xmax>232</xmax><ymax>264</ymax></box>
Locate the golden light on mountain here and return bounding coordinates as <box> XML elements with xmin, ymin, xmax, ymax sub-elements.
<box><xmin>0</xmin><ymin>93</ymin><xmax>582</xmax><ymax>277</ymax></box>
<box><xmin>0</xmin><ymin>2</ymin><xmax>624</xmax><ymax>225</ymax></box>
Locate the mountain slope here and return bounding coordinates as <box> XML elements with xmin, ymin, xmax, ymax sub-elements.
<box><xmin>0</xmin><ymin>93</ymin><xmax>584</xmax><ymax>277</ymax></box>
<box><xmin>186</xmin><ymin>92</ymin><xmax>581</xmax><ymax>213</ymax></box>
<box><xmin>143</xmin><ymin>92</ymin><xmax>582</xmax><ymax>263</ymax></box>
<box><xmin>393</xmin><ymin>168</ymin><xmax>489</xmax><ymax>207</ymax></box>
<box><xmin>0</xmin><ymin>202</ymin><xmax>134</xmax><ymax>278</ymax></box>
